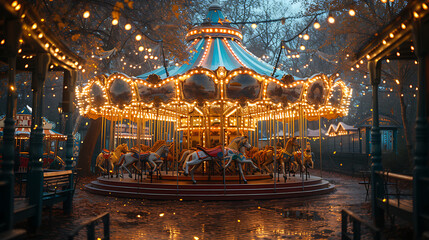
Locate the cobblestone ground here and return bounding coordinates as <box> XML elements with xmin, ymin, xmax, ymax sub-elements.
<box><xmin>23</xmin><ymin>170</ymin><xmax>412</xmax><ymax>240</ymax></box>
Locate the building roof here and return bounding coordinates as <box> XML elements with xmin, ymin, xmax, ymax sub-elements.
<box><xmin>354</xmin><ymin>115</ymin><xmax>402</xmax><ymax>128</ymax></box>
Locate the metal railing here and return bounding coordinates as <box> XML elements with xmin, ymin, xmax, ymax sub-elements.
<box><xmin>68</xmin><ymin>212</ymin><xmax>110</xmax><ymax>240</ymax></box>
<box><xmin>341</xmin><ymin>209</ymin><xmax>381</xmax><ymax>240</ymax></box>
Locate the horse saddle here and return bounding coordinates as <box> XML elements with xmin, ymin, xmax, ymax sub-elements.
<box><xmin>102</xmin><ymin>149</ymin><xmax>110</xmax><ymax>159</ymax></box>
<box><xmin>130</xmin><ymin>152</ymin><xmax>150</xmax><ymax>161</ymax></box>
<box><xmin>196</xmin><ymin>145</ymin><xmax>223</xmax><ymax>158</ymax></box>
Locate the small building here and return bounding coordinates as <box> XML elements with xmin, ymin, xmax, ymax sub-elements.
<box><xmin>354</xmin><ymin>115</ymin><xmax>402</xmax><ymax>154</ymax></box>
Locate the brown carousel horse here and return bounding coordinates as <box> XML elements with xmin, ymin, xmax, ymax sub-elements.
<box><xmin>277</xmin><ymin>137</ymin><xmax>300</xmax><ymax>182</ymax></box>
<box><xmin>259</xmin><ymin>146</ymin><xmax>275</xmax><ymax>174</ymax></box>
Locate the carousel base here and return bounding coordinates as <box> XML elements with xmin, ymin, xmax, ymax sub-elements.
<box><xmin>85</xmin><ymin>172</ymin><xmax>335</xmax><ymax>200</ymax></box>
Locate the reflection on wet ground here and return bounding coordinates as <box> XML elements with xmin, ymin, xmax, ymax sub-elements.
<box><xmin>27</xmin><ymin>170</ymin><xmax>374</xmax><ymax>240</ymax></box>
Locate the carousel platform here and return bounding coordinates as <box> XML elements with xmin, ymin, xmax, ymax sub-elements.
<box><xmin>85</xmin><ymin>172</ymin><xmax>335</xmax><ymax>200</ymax></box>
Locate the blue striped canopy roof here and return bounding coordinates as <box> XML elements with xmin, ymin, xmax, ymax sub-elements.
<box><xmin>136</xmin><ymin>4</ymin><xmax>288</xmax><ymax>80</ymax></box>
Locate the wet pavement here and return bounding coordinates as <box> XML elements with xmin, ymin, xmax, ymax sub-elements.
<box><xmin>23</xmin><ymin>170</ymin><xmax>409</xmax><ymax>239</ymax></box>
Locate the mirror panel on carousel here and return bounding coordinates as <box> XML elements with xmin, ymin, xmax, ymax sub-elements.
<box><xmin>226</xmin><ymin>74</ymin><xmax>260</xmax><ymax>103</ymax></box>
<box><xmin>267</xmin><ymin>82</ymin><xmax>302</xmax><ymax>104</ymax></box>
<box><xmin>306</xmin><ymin>80</ymin><xmax>327</xmax><ymax>108</ymax></box>
<box><xmin>137</xmin><ymin>81</ymin><xmax>175</xmax><ymax>103</ymax></box>
<box><xmin>109</xmin><ymin>78</ymin><xmax>133</xmax><ymax>107</ymax></box>
<box><xmin>182</xmin><ymin>74</ymin><xmax>217</xmax><ymax>103</ymax></box>
<box><xmin>88</xmin><ymin>83</ymin><xmax>105</xmax><ymax>108</ymax></box>
<box><xmin>328</xmin><ymin>85</ymin><xmax>343</xmax><ymax>107</ymax></box>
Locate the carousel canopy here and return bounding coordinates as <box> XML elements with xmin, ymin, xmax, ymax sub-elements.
<box><xmin>76</xmin><ymin>3</ymin><xmax>353</xmax><ymax>127</ymax></box>
<box><xmin>137</xmin><ymin>3</ymin><xmax>287</xmax><ymax>79</ymax></box>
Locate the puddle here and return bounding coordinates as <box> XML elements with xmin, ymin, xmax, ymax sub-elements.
<box><xmin>281</xmin><ymin>209</ymin><xmax>324</xmax><ymax>221</ymax></box>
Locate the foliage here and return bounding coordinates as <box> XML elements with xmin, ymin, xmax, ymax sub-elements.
<box><xmin>28</xmin><ymin>0</ymin><xmax>193</xmax><ymax>81</ymax></box>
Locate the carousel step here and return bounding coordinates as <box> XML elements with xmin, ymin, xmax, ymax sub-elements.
<box><xmin>96</xmin><ymin>176</ymin><xmax>323</xmax><ymax>189</ymax></box>
<box><xmin>88</xmin><ymin>179</ymin><xmax>330</xmax><ymax>195</ymax></box>
<box><xmin>85</xmin><ymin>176</ymin><xmax>334</xmax><ymax>200</ymax></box>
<box><xmin>85</xmin><ymin>183</ymin><xmax>335</xmax><ymax>200</ymax></box>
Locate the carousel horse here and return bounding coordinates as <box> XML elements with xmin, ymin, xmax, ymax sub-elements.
<box><xmin>223</xmin><ymin>144</ymin><xmax>260</xmax><ymax>181</ymax></box>
<box><xmin>260</xmin><ymin>146</ymin><xmax>276</xmax><ymax>175</ymax></box>
<box><xmin>242</xmin><ymin>146</ymin><xmax>259</xmax><ymax>174</ymax></box>
<box><xmin>183</xmin><ymin>136</ymin><xmax>258</xmax><ymax>184</ymax></box>
<box><xmin>95</xmin><ymin>149</ymin><xmax>111</xmax><ymax>174</ymax></box>
<box><xmin>119</xmin><ymin>143</ymin><xmax>170</xmax><ymax>178</ymax></box>
<box><xmin>277</xmin><ymin>137</ymin><xmax>300</xmax><ymax>182</ymax></box>
<box><xmin>302</xmin><ymin>142</ymin><xmax>314</xmax><ymax>179</ymax></box>
<box><xmin>179</xmin><ymin>148</ymin><xmax>195</xmax><ymax>170</ymax></box>
<box><xmin>95</xmin><ymin>143</ymin><xmax>128</xmax><ymax>176</ymax></box>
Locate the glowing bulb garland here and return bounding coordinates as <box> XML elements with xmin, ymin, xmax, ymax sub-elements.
<box><xmin>76</xmin><ymin>70</ymin><xmax>352</xmax><ymax>123</ymax></box>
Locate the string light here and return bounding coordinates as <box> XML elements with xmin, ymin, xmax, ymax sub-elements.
<box><xmin>135</xmin><ymin>34</ymin><xmax>142</xmax><ymax>41</ymax></box>
<box><xmin>328</xmin><ymin>13</ymin><xmax>335</xmax><ymax>24</ymax></box>
<box><xmin>251</xmin><ymin>23</ymin><xmax>257</xmax><ymax>29</ymax></box>
<box><xmin>313</xmin><ymin>21</ymin><xmax>320</xmax><ymax>29</ymax></box>
<box><xmin>112</xmin><ymin>19</ymin><xmax>119</xmax><ymax>25</ymax></box>
<box><xmin>125</xmin><ymin>23</ymin><xmax>132</xmax><ymax>30</ymax></box>
<box><xmin>303</xmin><ymin>34</ymin><xmax>309</xmax><ymax>40</ymax></box>
<box><xmin>83</xmin><ymin>11</ymin><xmax>90</xmax><ymax>19</ymax></box>
<box><xmin>349</xmin><ymin>9</ymin><xmax>356</xmax><ymax>16</ymax></box>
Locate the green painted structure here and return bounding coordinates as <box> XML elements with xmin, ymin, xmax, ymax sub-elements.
<box><xmin>0</xmin><ymin>0</ymin><xmax>83</xmax><ymax>237</ymax></box>
<box><xmin>353</xmin><ymin>0</ymin><xmax>429</xmax><ymax>239</ymax></box>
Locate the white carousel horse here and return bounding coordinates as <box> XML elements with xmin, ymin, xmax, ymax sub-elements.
<box><xmin>183</xmin><ymin>136</ymin><xmax>258</xmax><ymax>184</ymax></box>
<box><xmin>225</xmin><ymin>137</ymin><xmax>259</xmax><ymax>174</ymax></box>
<box><xmin>95</xmin><ymin>143</ymin><xmax>128</xmax><ymax>175</ymax></box>
<box><xmin>119</xmin><ymin>144</ymin><xmax>170</xmax><ymax>178</ymax></box>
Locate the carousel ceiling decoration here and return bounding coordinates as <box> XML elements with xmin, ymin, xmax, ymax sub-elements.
<box><xmin>76</xmin><ymin>3</ymin><xmax>352</xmax><ymax>128</ymax></box>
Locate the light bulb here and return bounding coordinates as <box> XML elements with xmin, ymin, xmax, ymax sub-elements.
<box><xmin>125</xmin><ymin>23</ymin><xmax>132</xmax><ymax>30</ymax></box>
<box><xmin>303</xmin><ymin>34</ymin><xmax>309</xmax><ymax>40</ymax></box>
<box><xmin>83</xmin><ymin>11</ymin><xmax>90</xmax><ymax>19</ymax></box>
<box><xmin>313</xmin><ymin>21</ymin><xmax>320</xmax><ymax>29</ymax></box>
<box><xmin>328</xmin><ymin>16</ymin><xmax>335</xmax><ymax>24</ymax></box>
<box><xmin>349</xmin><ymin>9</ymin><xmax>355</xmax><ymax>16</ymax></box>
<box><xmin>251</xmin><ymin>23</ymin><xmax>257</xmax><ymax>29</ymax></box>
<box><xmin>135</xmin><ymin>34</ymin><xmax>142</xmax><ymax>41</ymax></box>
<box><xmin>300</xmin><ymin>45</ymin><xmax>305</xmax><ymax>51</ymax></box>
<box><xmin>112</xmin><ymin>19</ymin><xmax>119</xmax><ymax>25</ymax></box>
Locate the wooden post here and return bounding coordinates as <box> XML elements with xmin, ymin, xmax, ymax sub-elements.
<box><xmin>412</xmin><ymin>19</ymin><xmax>429</xmax><ymax>240</ymax></box>
<box><xmin>368</xmin><ymin>59</ymin><xmax>384</xmax><ymax>229</ymax></box>
<box><xmin>0</xmin><ymin>19</ymin><xmax>22</xmax><ymax>231</ymax></box>
<box><xmin>28</xmin><ymin>53</ymin><xmax>51</xmax><ymax>229</ymax></box>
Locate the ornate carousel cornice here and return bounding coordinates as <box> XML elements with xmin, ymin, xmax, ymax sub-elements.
<box><xmin>76</xmin><ymin>67</ymin><xmax>352</xmax><ymax>122</ymax></box>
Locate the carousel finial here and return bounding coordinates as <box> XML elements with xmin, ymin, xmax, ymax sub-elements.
<box><xmin>209</xmin><ymin>0</ymin><xmax>222</xmax><ymax>10</ymax></box>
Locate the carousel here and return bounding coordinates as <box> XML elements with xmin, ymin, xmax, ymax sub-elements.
<box><xmin>77</xmin><ymin>3</ymin><xmax>352</xmax><ymax>200</ymax></box>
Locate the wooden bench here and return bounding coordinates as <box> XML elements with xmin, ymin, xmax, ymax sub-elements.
<box><xmin>0</xmin><ymin>229</ymin><xmax>26</xmax><ymax>240</ymax></box>
<box><xmin>42</xmin><ymin>170</ymin><xmax>74</xmax><ymax>207</ymax></box>
<box><xmin>377</xmin><ymin>198</ymin><xmax>413</xmax><ymax>221</ymax></box>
